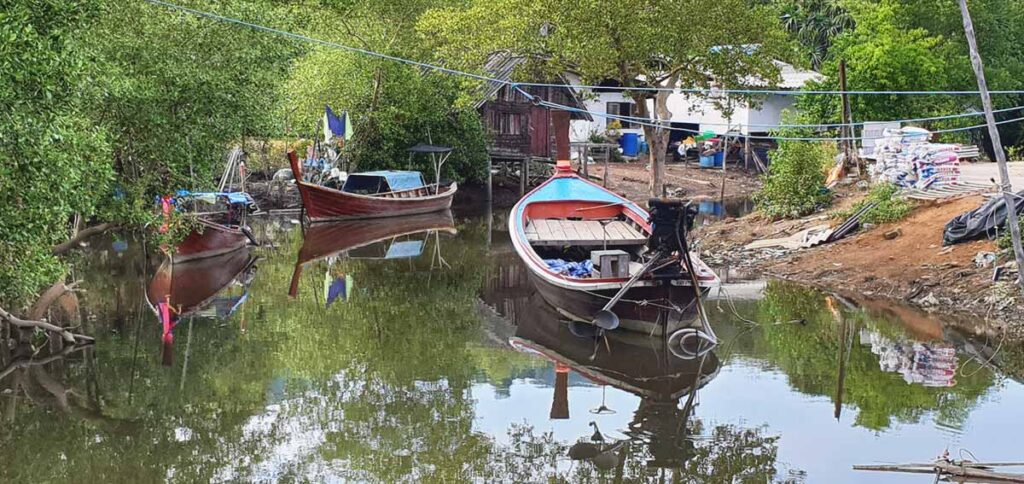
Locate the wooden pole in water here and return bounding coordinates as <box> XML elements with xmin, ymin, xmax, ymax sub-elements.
<box><xmin>958</xmin><ymin>0</ymin><xmax>1024</xmax><ymax>296</ymax></box>
<box><xmin>486</xmin><ymin>154</ymin><xmax>492</xmax><ymax>202</ymax></box>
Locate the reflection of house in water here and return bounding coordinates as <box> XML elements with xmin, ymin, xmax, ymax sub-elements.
<box><xmin>860</xmin><ymin>330</ymin><xmax>957</xmax><ymax>387</ymax></box>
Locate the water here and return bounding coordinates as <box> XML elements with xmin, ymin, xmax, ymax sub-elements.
<box><xmin>2</xmin><ymin>208</ymin><xmax>1023</xmax><ymax>483</ymax></box>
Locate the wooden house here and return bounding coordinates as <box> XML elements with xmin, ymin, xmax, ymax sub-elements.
<box><xmin>474</xmin><ymin>53</ymin><xmax>592</xmax><ymax>161</ymax></box>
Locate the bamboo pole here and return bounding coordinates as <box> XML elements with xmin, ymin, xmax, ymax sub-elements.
<box><xmin>958</xmin><ymin>0</ymin><xmax>1024</xmax><ymax>296</ymax></box>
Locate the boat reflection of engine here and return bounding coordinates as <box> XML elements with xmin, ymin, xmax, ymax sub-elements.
<box><xmin>647</xmin><ymin>198</ymin><xmax>697</xmax><ymax>278</ymax></box>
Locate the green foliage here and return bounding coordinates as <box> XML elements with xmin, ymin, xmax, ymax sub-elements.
<box><xmin>997</xmin><ymin>219</ymin><xmax>1024</xmax><ymax>251</ymax></box>
<box><xmin>838</xmin><ymin>182</ymin><xmax>913</xmax><ymax>225</ymax></box>
<box><xmin>777</xmin><ymin>0</ymin><xmax>855</xmax><ymax>69</ymax></box>
<box><xmin>755</xmin><ymin>115</ymin><xmax>835</xmax><ymax>218</ymax></box>
<box><xmin>83</xmin><ymin>0</ymin><xmax>302</xmax><ymax>200</ymax></box>
<box><xmin>0</xmin><ymin>0</ymin><xmax>113</xmax><ymax>305</ymax></box>
<box><xmin>282</xmin><ymin>1</ymin><xmax>488</xmax><ymax>182</ymax></box>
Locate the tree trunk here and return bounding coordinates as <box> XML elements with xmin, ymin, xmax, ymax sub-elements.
<box><xmin>631</xmin><ymin>78</ymin><xmax>676</xmax><ymax>198</ymax></box>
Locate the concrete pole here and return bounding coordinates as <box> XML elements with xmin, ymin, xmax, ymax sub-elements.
<box><xmin>958</xmin><ymin>0</ymin><xmax>1024</xmax><ymax>294</ymax></box>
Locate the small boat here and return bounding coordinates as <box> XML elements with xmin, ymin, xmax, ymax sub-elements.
<box><xmin>289</xmin><ymin>210</ymin><xmax>457</xmax><ymax>298</ymax></box>
<box><xmin>159</xmin><ymin>191</ymin><xmax>258</xmax><ymax>263</ymax></box>
<box><xmin>509</xmin><ymin>160</ymin><xmax>719</xmax><ymax>333</ymax></box>
<box><xmin>286</xmin><ymin>144</ymin><xmax>457</xmax><ymax>222</ymax></box>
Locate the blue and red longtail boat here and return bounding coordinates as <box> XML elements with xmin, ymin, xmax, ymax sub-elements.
<box><xmin>509</xmin><ymin>159</ymin><xmax>720</xmax><ymax>334</ymax></box>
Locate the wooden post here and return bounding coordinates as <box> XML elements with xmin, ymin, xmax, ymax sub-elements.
<box><xmin>486</xmin><ymin>155</ymin><xmax>492</xmax><ymax>202</ymax></box>
<box><xmin>602</xmin><ymin>146</ymin><xmax>610</xmax><ymax>187</ymax></box>
<box><xmin>524</xmin><ymin>156</ymin><xmax>530</xmax><ymax>190</ymax></box>
<box><xmin>744</xmin><ymin>128</ymin><xmax>751</xmax><ymax>171</ymax></box>
<box><xmin>958</xmin><ymin>0</ymin><xmax>1024</xmax><ymax>295</ymax></box>
<box><xmin>519</xmin><ymin>156</ymin><xmax>526</xmax><ymax>196</ymax></box>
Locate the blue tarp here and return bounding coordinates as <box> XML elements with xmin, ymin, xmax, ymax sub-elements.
<box><xmin>544</xmin><ymin>259</ymin><xmax>594</xmax><ymax>278</ymax></box>
<box><xmin>174</xmin><ymin>190</ymin><xmax>254</xmax><ymax>205</ymax></box>
<box><xmin>343</xmin><ymin>171</ymin><xmax>425</xmax><ymax>193</ymax></box>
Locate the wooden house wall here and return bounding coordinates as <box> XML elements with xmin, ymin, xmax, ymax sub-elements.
<box><xmin>480</xmin><ymin>85</ymin><xmax>579</xmax><ymax>159</ymax></box>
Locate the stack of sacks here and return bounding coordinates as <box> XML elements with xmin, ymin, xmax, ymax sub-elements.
<box><xmin>870</xmin><ymin>127</ymin><xmax>961</xmax><ymax>189</ymax></box>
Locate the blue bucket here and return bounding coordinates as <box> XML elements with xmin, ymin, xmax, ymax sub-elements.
<box><xmin>714</xmin><ymin>151</ymin><xmax>725</xmax><ymax>167</ymax></box>
<box><xmin>699</xmin><ymin>154</ymin><xmax>715</xmax><ymax>168</ymax></box>
<box><xmin>620</xmin><ymin>133</ymin><xmax>640</xmax><ymax>157</ymax></box>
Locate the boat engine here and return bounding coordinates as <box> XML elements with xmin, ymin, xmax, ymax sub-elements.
<box><xmin>647</xmin><ymin>198</ymin><xmax>697</xmax><ymax>255</ymax></box>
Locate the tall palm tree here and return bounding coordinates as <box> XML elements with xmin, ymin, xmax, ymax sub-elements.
<box><xmin>778</xmin><ymin>0</ymin><xmax>855</xmax><ymax>69</ymax></box>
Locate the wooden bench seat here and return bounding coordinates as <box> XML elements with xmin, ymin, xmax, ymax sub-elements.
<box><xmin>525</xmin><ymin>219</ymin><xmax>647</xmax><ymax>246</ymax></box>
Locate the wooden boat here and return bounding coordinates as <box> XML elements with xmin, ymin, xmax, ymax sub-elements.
<box><xmin>160</xmin><ymin>191</ymin><xmax>257</xmax><ymax>263</ymax></box>
<box><xmin>509</xmin><ymin>160</ymin><xmax>719</xmax><ymax>334</ymax></box>
<box><xmin>289</xmin><ymin>210</ymin><xmax>457</xmax><ymax>298</ymax></box>
<box><xmin>286</xmin><ymin>145</ymin><xmax>457</xmax><ymax>222</ymax></box>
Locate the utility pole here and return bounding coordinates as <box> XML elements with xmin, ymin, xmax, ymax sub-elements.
<box><xmin>958</xmin><ymin>0</ymin><xmax>1024</xmax><ymax>294</ymax></box>
<box><xmin>838</xmin><ymin>60</ymin><xmax>855</xmax><ymax>174</ymax></box>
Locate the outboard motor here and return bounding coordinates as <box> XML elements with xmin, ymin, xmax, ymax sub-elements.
<box><xmin>647</xmin><ymin>198</ymin><xmax>697</xmax><ymax>255</ymax></box>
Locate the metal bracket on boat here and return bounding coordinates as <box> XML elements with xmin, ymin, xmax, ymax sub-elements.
<box><xmin>592</xmin><ymin>251</ymin><xmax>663</xmax><ymax>330</ymax></box>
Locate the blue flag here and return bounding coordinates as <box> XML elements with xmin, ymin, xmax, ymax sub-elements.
<box><xmin>324</xmin><ymin>105</ymin><xmax>346</xmax><ymax>142</ymax></box>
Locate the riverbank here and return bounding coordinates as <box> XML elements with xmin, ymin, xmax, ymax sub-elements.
<box><xmin>696</xmin><ymin>190</ymin><xmax>1024</xmax><ymax>339</ymax></box>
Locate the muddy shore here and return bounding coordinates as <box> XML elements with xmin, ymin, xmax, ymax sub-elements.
<box><xmin>694</xmin><ymin>189</ymin><xmax>1024</xmax><ymax>340</ymax></box>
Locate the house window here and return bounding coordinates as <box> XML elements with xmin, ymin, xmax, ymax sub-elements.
<box><xmin>494</xmin><ymin>112</ymin><xmax>523</xmax><ymax>135</ymax></box>
<box><xmin>606</xmin><ymin>102</ymin><xmax>638</xmax><ymax>128</ymax></box>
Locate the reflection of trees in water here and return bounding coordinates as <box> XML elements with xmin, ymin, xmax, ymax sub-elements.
<box><xmin>721</xmin><ymin>281</ymin><xmax>996</xmax><ymax>431</ymax></box>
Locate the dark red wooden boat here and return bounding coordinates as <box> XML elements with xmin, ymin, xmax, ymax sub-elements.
<box><xmin>289</xmin><ymin>210</ymin><xmax>457</xmax><ymax>297</ymax></box>
<box><xmin>159</xmin><ymin>192</ymin><xmax>257</xmax><ymax>263</ymax></box>
<box><xmin>287</xmin><ymin>149</ymin><xmax>457</xmax><ymax>222</ymax></box>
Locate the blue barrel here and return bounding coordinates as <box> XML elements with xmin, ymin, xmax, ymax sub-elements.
<box><xmin>699</xmin><ymin>201</ymin><xmax>723</xmax><ymax>216</ymax></box>
<box><xmin>639</xmin><ymin>141</ymin><xmax>649</xmax><ymax>154</ymax></box>
<box><xmin>699</xmin><ymin>154</ymin><xmax>715</xmax><ymax>168</ymax></box>
<box><xmin>714</xmin><ymin>151</ymin><xmax>725</xmax><ymax>167</ymax></box>
<box><xmin>620</xmin><ymin>133</ymin><xmax>640</xmax><ymax>157</ymax></box>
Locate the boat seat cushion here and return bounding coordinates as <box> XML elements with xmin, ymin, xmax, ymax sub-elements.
<box><xmin>525</xmin><ymin>219</ymin><xmax>647</xmax><ymax>246</ymax></box>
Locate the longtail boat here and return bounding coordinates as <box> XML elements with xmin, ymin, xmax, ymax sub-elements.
<box><xmin>288</xmin><ymin>210</ymin><xmax>457</xmax><ymax>298</ymax></box>
<box><xmin>159</xmin><ymin>191</ymin><xmax>258</xmax><ymax>263</ymax></box>
<box><xmin>509</xmin><ymin>160</ymin><xmax>719</xmax><ymax>334</ymax></box>
<box><xmin>286</xmin><ymin>144</ymin><xmax>457</xmax><ymax>222</ymax></box>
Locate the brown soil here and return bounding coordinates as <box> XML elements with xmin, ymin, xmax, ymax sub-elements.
<box><xmin>699</xmin><ymin>192</ymin><xmax>1024</xmax><ymax>338</ymax></box>
<box><xmin>587</xmin><ymin>160</ymin><xmax>761</xmax><ymax>203</ymax></box>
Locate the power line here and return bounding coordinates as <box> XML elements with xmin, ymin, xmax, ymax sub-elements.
<box><xmin>144</xmin><ymin>0</ymin><xmax>1024</xmax><ymax>98</ymax></box>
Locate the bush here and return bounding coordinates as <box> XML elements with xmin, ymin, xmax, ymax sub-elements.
<box><xmin>837</xmin><ymin>182</ymin><xmax>913</xmax><ymax>225</ymax></box>
<box><xmin>754</xmin><ymin>140</ymin><xmax>835</xmax><ymax>219</ymax></box>
<box><xmin>998</xmin><ymin>219</ymin><xmax>1024</xmax><ymax>250</ymax></box>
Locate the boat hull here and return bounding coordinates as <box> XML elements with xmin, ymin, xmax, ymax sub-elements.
<box><xmin>295</xmin><ymin>180</ymin><xmax>457</xmax><ymax>222</ymax></box>
<box><xmin>527</xmin><ymin>270</ymin><xmax>702</xmax><ymax>335</ymax></box>
<box><xmin>172</xmin><ymin>219</ymin><xmax>250</xmax><ymax>263</ymax></box>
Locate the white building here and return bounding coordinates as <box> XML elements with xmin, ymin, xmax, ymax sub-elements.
<box><xmin>567</xmin><ymin>61</ymin><xmax>824</xmax><ymax>144</ymax></box>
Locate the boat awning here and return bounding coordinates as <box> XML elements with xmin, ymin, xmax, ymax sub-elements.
<box><xmin>175</xmin><ymin>190</ymin><xmax>254</xmax><ymax>206</ymax></box>
<box><xmin>343</xmin><ymin>171</ymin><xmax>425</xmax><ymax>193</ymax></box>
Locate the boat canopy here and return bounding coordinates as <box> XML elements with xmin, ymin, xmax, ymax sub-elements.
<box><xmin>342</xmin><ymin>170</ymin><xmax>425</xmax><ymax>194</ymax></box>
<box><xmin>174</xmin><ymin>190</ymin><xmax>254</xmax><ymax>206</ymax></box>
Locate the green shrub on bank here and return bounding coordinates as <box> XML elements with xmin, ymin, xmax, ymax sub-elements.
<box><xmin>998</xmin><ymin>220</ymin><xmax>1024</xmax><ymax>250</ymax></box>
<box><xmin>837</xmin><ymin>182</ymin><xmax>913</xmax><ymax>225</ymax></box>
<box><xmin>754</xmin><ymin>139</ymin><xmax>835</xmax><ymax>219</ymax></box>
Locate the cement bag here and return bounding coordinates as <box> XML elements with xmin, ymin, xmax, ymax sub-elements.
<box><xmin>943</xmin><ymin>191</ymin><xmax>1024</xmax><ymax>245</ymax></box>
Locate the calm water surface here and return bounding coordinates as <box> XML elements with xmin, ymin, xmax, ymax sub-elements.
<box><xmin>2</xmin><ymin>207</ymin><xmax>1023</xmax><ymax>483</ymax></box>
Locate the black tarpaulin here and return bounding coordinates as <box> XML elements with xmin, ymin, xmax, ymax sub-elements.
<box><xmin>942</xmin><ymin>190</ymin><xmax>1024</xmax><ymax>246</ymax></box>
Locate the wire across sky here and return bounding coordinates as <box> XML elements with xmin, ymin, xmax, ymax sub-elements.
<box><xmin>143</xmin><ymin>0</ymin><xmax>1024</xmax><ymax>141</ymax></box>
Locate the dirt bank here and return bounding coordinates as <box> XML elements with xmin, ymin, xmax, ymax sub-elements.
<box><xmin>587</xmin><ymin>160</ymin><xmax>761</xmax><ymax>202</ymax></box>
<box><xmin>698</xmin><ymin>193</ymin><xmax>1024</xmax><ymax>338</ymax></box>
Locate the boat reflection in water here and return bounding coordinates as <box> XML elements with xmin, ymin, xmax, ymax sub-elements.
<box><xmin>289</xmin><ymin>210</ymin><xmax>457</xmax><ymax>300</ymax></box>
<box><xmin>510</xmin><ymin>292</ymin><xmax>720</xmax><ymax>471</ymax></box>
<box><xmin>147</xmin><ymin>248</ymin><xmax>258</xmax><ymax>365</ymax></box>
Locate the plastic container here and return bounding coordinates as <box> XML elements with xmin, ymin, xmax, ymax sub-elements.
<box><xmin>639</xmin><ymin>141</ymin><xmax>649</xmax><ymax>154</ymax></box>
<box><xmin>699</xmin><ymin>154</ymin><xmax>715</xmax><ymax>168</ymax></box>
<box><xmin>620</xmin><ymin>133</ymin><xmax>640</xmax><ymax>157</ymax></box>
<box><xmin>713</xmin><ymin>151</ymin><xmax>725</xmax><ymax>167</ymax></box>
